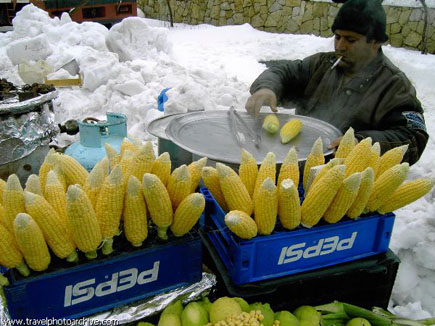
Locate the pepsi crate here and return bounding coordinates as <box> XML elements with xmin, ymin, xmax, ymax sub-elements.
<box><xmin>200</xmin><ymin>187</ymin><xmax>395</xmax><ymax>285</ymax></box>
<box><xmin>2</xmin><ymin>229</ymin><xmax>202</xmax><ymax>321</ymax></box>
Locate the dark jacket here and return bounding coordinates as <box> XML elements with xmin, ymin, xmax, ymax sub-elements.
<box><xmin>250</xmin><ymin>50</ymin><xmax>428</xmax><ymax>165</ymax></box>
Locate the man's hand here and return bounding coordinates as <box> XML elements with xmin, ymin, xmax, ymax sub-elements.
<box><xmin>328</xmin><ymin>136</ymin><xmax>359</xmax><ymax>149</ymax></box>
<box><xmin>245</xmin><ymin>88</ymin><xmax>278</xmax><ymax>118</ymax></box>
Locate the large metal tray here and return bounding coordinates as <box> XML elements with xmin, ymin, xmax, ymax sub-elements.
<box><xmin>166</xmin><ymin>110</ymin><xmax>342</xmax><ymax>164</ymax></box>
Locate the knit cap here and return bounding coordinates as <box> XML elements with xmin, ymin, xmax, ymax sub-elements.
<box><xmin>331</xmin><ymin>0</ymin><xmax>388</xmax><ymax>42</ymax></box>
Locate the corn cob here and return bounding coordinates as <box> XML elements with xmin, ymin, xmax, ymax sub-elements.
<box><xmin>59</xmin><ymin>154</ymin><xmax>89</xmax><ymax>186</ymax></box>
<box><xmin>239</xmin><ymin>149</ymin><xmax>258</xmax><ymax>198</ymax></box>
<box><xmin>262</xmin><ymin>113</ymin><xmax>280</xmax><ymax>134</ymax></box>
<box><xmin>104</xmin><ymin>143</ymin><xmax>121</xmax><ymax>170</ymax></box>
<box><xmin>308</xmin><ymin>158</ymin><xmax>345</xmax><ymax>194</ymax></box>
<box><xmin>14</xmin><ymin>213</ymin><xmax>51</xmax><ymax>272</ymax></box>
<box><xmin>366</xmin><ymin>163</ymin><xmax>409</xmax><ymax>212</ymax></box>
<box><xmin>277</xmin><ymin>147</ymin><xmax>299</xmax><ymax>189</ymax></box>
<box><xmin>24</xmin><ymin>174</ymin><xmax>42</xmax><ymax>196</ymax></box>
<box><xmin>142</xmin><ymin>173</ymin><xmax>173</xmax><ymax>240</ymax></box>
<box><xmin>53</xmin><ymin>164</ymin><xmax>67</xmax><ymax>191</ymax></box>
<box><xmin>0</xmin><ymin>223</ymin><xmax>30</xmax><ymax>276</ymax></box>
<box><xmin>99</xmin><ymin>156</ymin><xmax>110</xmax><ymax>178</ymax></box>
<box><xmin>367</xmin><ymin>142</ymin><xmax>381</xmax><ymax>176</ymax></box>
<box><xmin>119</xmin><ymin>149</ymin><xmax>134</xmax><ymax>187</ymax></box>
<box><xmin>151</xmin><ymin>152</ymin><xmax>171</xmax><ymax>186</ymax></box>
<box><xmin>171</xmin><ymin>193</ymin><xmax>205</xmax><ymax>237</ymax></box>
<box><xmin>125</xmin><ymin>141</ymin><xmax>155</xmax><ymax>182</ymax></box>
<box><xmin>3</xmin><ymin>174</ymin><xmax>26</xmax><ymax>232</ymax></box>
<box><xmin>376</xmin><ymin>144</ymin><xmax>409</xmax><ymax>180</ymax></box>
<box><xmin>44</xmin><ymin>170</ymin><xmax>68</xmax><ymax>226</ymax></box>
<box><xmin>0</xmin><ymin>178</ymin><xmax>6</xmax><ymax>205</ymax></box>
<box><xmin>167</xmin><ymin>165</ymin><xmax>192</xmax><ymax>210</ymax></box>
<box><xmin>0</xmin><ymin>203</ymin><xmax>6</xmax><ymax>229</ymax></box>
<box><xmin>335</xmin><ymin>127</ymin><xmax>355</xmax><ymax>159</ymax></box>
<box><xmin>216</xmin><ymin>163</ymin><xmax>253</xmax><ymax>215</ymax></box>
<box><xmin>301</xmin><ymin>165</ymin><xmax>346</xmax><ymax>228</ymax></box>
<box><xmin>188</xmin><ymin>157</ymin><xmax>208</xmax><ymax>193</ymax></box>
<box><xmin>303</xmin><ymin>137</ymin><xmax>325</xmax><ymax>190</ymax></box>
<box><xmin>120</xmin><ymin>137</ymin><xmax>136</xmax><ymax>158</ymax></box>
<box><xmin>346</xmin><ymin>167</ymin><xmax>375</xmax><ymax>218</ymax></box>
<box><xmin>201</xmin><ymin>167</ymin><xmax>229</xmax><ymax>211</ymax></box>
<box><xmin>305</xmin><ymin>164</ymin><xmax>326</xmax><ymax>194</ymax></box>
<box><xmin>224</xmin><ymin>210</ymin><xmax>258</xmax><ymax>240</ymax></box>
<box><xmin>84</xmin><ymin>162</ymin><xmax>106</xmax><ymax>210</ymax></box>
<box><xmin>95</xmin><ymin>165</ymin><xmax>124</xmax><ymax>255</ymax></box>
<box><xmin>24</xmin><ymin>191</ymin><xmax>78</xmax><ymax>262</ymax></box>
<box><xmin>66</xmin><ymin>185</ymin><xmax>102</xmax><ymax>259</ymax></box>
<box><xmin>38</xmin><ymin>148</ymin><xmax>58</xmax><ymax>196</ymax></box>
<box><xmin>123</xmin><ymin>176</ymin><xmax>148</xmax><ymax>247</ymax></box>
<box><xmin>378</xmin><ymin>178</ymin><xmax>435</xmax><ymax>214</ymax></box>
<box><xmin>254</xmin><ymin>177</ymin><xmax>278</xmax><ymax>235</ymax></box>
<box><xmin>323</xmin><ymin>172</ymin><xmax>362</xmax><ymax>223</ymax></box>
<box><xmin>253</xmin><ymin>152</ymin><xmax>276</xmax><ymax>202</ymax></box>
<box><xmin>343</xmin><ymin>137</ymin><xmax>373</xmax><ymax>177</ymax></box>
<box><xmin>278</xmin><ymin>179</ymin><xmax>301</xmax><ymax>230</ymax></box>
<box><xmin>280</xmin><ymin>119</ymin><xmax>303</xmax><ymax>144</ymax></box>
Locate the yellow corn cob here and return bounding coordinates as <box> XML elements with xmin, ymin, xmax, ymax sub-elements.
<box><xmin>262</xmin><ymin>113</ymin><xmax>280</xmax><ymax>134</ymax></box>
<box><xmin>0</xmin><ymin>178</ymin><xmax>6</xmax><ymax>205</ymax></box>
<box><xmin>378</xmin><ymin>178</ymin><xmax>435</xmax><ymax>214</ymax></box>
<box><xmin>324</xmin><ymin>172</ymin><xmax>362</xmax><ymax>223</ymax></box>
<box><xmin>301</xmin><ymin>165</ymin><xmax>346</xmax><ymax>228</ymax></box>
<box><xmin>104</xmin><ymin>143</ymin><xmax>121</xmax><ymax>170</ymax></box>
<box><xmin>66</xmin><ymin>185</ymin><xmax>102</xmax><ymax>259</ymax></box>
<box><xmin>277</xmin><ymin>147</ymin><xmax>299</xmax><ymax>189</ymax></box>
<box><xmin>280</xmin><ymin>119</ymin><xmax>303</xmax><ymax>144</ymax></box>
<box><xmin>278</xmin><ymin>179</ymin><xmax>301</xmax><ymax>230</ymax></box>
<box><xmin>99</xmin><ymin>156</ymin><xmax>110</xmax><ymax>178</ymax></box>
<box><xmin>44</xmin><ymin>170</ymin><xmax>68</xmax><ymax>226</ymax></box>
<box><xmin>0</xmin><ymin>203</ymin><xmax>6</xmax><ymax>229</ymax></box>
<box><xmin>24</xmin><ymin>174</ymin><xmax>42</xmax><ymax>196</ymax></box>
<box><xmin>95</xmin><ymin>165</ymin><xmax>124</xmax><ymax>255</ymax></box>
<box><xmin>171</xmin><ymin>193</ymin><xmax>205</xmax><ymax>237</ymax></box>
<box><xmin>224</xmin><ymin>210</ymin><xmax>258</xmax><ymax>240</ymax></box>
<box><xmin>0</xmin><ymin>223</ymin><xmax>30</xmax><ymax>276</ymax></box>
<box><xmin>254</xmin><ymin>177</ymin><xmax>278</xmax><ymax>235</ymax></box>
<box><xmin>188</xmin><ymin>157</ymin><xmax>207</xmax><ymax>193</ymax></box>
<box><xmin>123</xmin><ymin>176</ymin><xmax>148</xmax><ymax>247</ymax></box>
<box><xmin>308</xmin><ymin>158</ymin><xmax>345</xmax><ymax>194</ymax></box>
<box><xmin>119</xmin><ymin>149</ymin><xmax>134</xmax><ymax>187</ymax></box>
<box><xmin>59</xmin><ymin>154</ymin><xmax>89</xmax><ymax>186</ymax></box>
<box><xmin>343</xmin><ymin>137</ymin><xmax>373</xmax><ymax>177</ymax></box>
<box><xmin>142</xmin><ymin>173</ymin><xmax>173</xmax><ymax>240</ymax></box>
<box><xmin>216</xmin><ymin>163</ymin><xmax>253</xmax><ymax>215</ymax></box>
<box><xmin>253</xmin><ymin>152</ymin><xmax>276</xmax><ymax>202</ymax></box>
<box><xmin>167</xmin><ymin>165</ymin><xmax>192</xmax><ymax>210</ymax></box>
<box><xmin>24</xmin><ymin>191</ymin><xmax>77</xmax><ymax>262</ymax></box>
<box><xmin>151</xmin><ymin>152</ymin><xmax>171</xmax><ymax>186</ymax></box>
<box><xmin>335</xmin><ymin>127</ymin><xmax>355</xmax><ymax>159</ymax></box>
<box><xmin>303</xmin><ymin>137</ymin><xmax>325</xmax><ymax>190</ymax></box>
<box><xmin>53</xmin><ymin>164</ymin><xmax>67</xmax><ymax>191</ymax></box>
<box><xmin>305</xmin><ymin>164</ymin><xmax>326</xmax><ymax>194</ymax></box>
<box><xmin>346</xmin><ymin>167</ymin><xmax>375</xmax><ymax>218</ymax></box>
<box><xmin>202</xmin><ymin>167</ymin><xmax>229</xmax><ymax>211</ymax></box>
<box><xmin>14</xmin><ymin>213</ymin><xmax>51</xmax><ymax>272</ymax></box>
<box><xmin>120</xmin><ymin>137</ymin><xmax>136</xmax><ymax>158</ymax></box>
<box><xmin>38</xmin><ymin>148</ymin><xmax>58</xmax><ymax>196</ymax></box>
<box><xmin>125</xmin><ymin>141</ymin><xmax>155</xmax><ymax>182</ymax></box>
<box><xmin>239</xmin><ymin>149</ymin><xmax>258</xmax><ymax>198</ymax></box>
<box><xmin>376</xmin><ymin>144</ymin><xmax>409</xmax><ymax>180</ymax></box>
<box><xmin>366</xmin><ymin>162</ymin><xmax>409</xmax><ymax>212</ymax></box>
<box><xmin>367</xmin><ymin>142</ymin><xmax>381</xmax><ymax>176</ymax></box>
<box><xmin>3</xmin><ymin>174</ymin><xmax>26</xmax><ymax>232</ymax></box>
<box><xmin>84</xmin><ymin>162</ymin><xmax>106</xmax><ymax>210</ymax></box>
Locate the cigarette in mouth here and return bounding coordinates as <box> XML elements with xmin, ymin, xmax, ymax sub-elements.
<box><xmin>331</xmin><ymin>56</ymin><xmax>343</xmax><ymax>70</ymax></box>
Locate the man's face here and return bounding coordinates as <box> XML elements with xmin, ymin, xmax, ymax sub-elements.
<box><xmin>334</xmin><ymin>29</ymin><xmax>380</xmax><ymax>75</ymax></box>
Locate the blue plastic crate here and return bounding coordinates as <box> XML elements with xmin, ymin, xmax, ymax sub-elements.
<box><xmin>3</xmin><ymin>231</ymin><xmax>202</xmax><ymax>320</ymax></box>
<box><xmin>200</xmin><ymin>187</ymin><xmax>395</xmax><ymax>285</ymax></box>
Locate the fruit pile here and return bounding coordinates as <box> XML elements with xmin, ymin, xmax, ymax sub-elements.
<box><xmin>0</xmin><ymin>138</ymin><xmax>206</xmax><ymax>277</ymax></box>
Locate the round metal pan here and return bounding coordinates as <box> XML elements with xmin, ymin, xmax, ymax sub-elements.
<box><xmin>166</xmin><ymin>110</ymin><xmax>342</xmax><ymax>165</ymax></box>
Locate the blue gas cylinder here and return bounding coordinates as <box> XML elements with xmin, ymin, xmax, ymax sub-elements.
<box><xmin>64</xmin><ymin>112</ymin><xmax>130</xmax><ymax>171</ymax></box>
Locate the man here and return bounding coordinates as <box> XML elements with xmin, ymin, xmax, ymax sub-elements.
<box><xmin>245</xmin><ymin>0</ymin><xmax>428</xmax><ymax>165</ymax></box>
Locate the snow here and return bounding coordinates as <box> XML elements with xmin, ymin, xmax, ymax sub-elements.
<box><xmin>1</xmin><ymin>4</ymin><xmax>435</xmax><ymax>319</ymax></box>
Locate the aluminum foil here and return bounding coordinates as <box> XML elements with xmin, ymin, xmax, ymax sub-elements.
<box><xmin>0</xmin><ymin>273</ymin><xmax>216</xmax><ymax>325</ymax></box>
<box><xmin>0</xmin><ymin>92</ymin><xmax>58</xmax><ymax>165</ymax></box>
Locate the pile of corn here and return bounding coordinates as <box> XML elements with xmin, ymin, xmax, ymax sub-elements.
<box><xmin>204</xmin><ymin>127</ymin><xmax>435</xmax><ymax>240</ymax></box>
<box><xmin>0</xmin><ymin>138</ymin><xmax>206</xmax><ymax>276</ymax></box>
